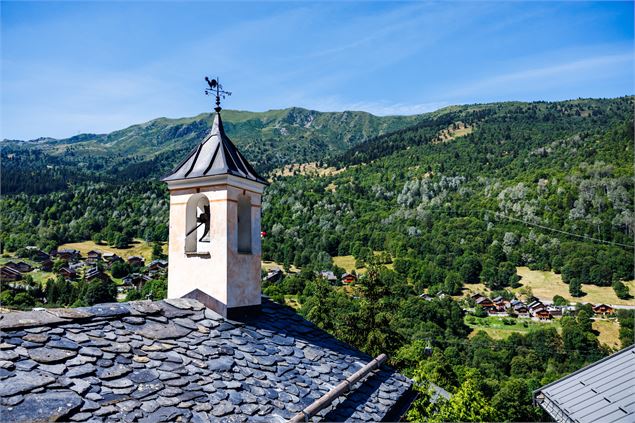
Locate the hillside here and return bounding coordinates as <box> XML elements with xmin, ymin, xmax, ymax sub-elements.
<box><xmin>262</xmin><ymin>96</ymin><xmax>634</xmax><ymax>293</ymax></box>
<box><xmin>1</xmin><ymin>108</ymin><xmax>419</xmax><ymax>194</ymax></box>
<box><xmin>2</xmin><ymin>96</ymin><xmax>634</xmax><ymax>422</ymax></box>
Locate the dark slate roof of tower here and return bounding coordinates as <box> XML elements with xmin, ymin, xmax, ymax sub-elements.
<box><xmin>162</xmin><ymin>112</ymin><xmax>267</xmax><ymax>184</ymax></box>
<box><xmin>534</xmin><ymin>344</ymin><xmax>635</xmax><ymax>423</ymax></box>
<box><xmin>0</xmin><ymin>298</ymin><xmax>413</xmax><ymax>422</ymax></box>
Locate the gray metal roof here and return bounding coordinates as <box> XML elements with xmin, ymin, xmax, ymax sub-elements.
<box><xmin>0</xmin><ymin>298</ymin><xmax>412</xmax><ymax>422</ymax></box>
<box><xmin>162</xmin><ymin>112</ymin><xmax>267</xmax><ymax>185</ymax></box>
<box><xmin>534</xmin><ymin>344</ymin><xmax>635</xmax><ymax>423</ymax></box>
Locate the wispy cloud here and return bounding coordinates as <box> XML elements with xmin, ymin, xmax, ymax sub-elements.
<box><xmin>448</xmin><ymin>52</ymin><xmax>633</xmax><ymax>99</ymax></box>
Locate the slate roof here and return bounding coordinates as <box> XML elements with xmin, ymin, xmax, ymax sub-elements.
<box><xmin>162</xmin><ymin>113</ymin><xmax>267</xmax><ymax>185</ymax></box>
<box><xmin>534</xmin><ymin>344</ymin><xmax>635</xmax><ymax>423</ymax></box>
<box><xmin>0</xmin><ymin>298</ymin><xmax>412</xmax><ymax>422</ymax></box>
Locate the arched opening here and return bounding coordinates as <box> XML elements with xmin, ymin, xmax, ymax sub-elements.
<box><xmin>237</xmin><ymin>195</ymin><xmax>252</xmax><ymax>254</ymax></box>
<box><xmin>185</xmin><ymin>194</ymin><xmax>211</xmax><ymax>253</ymax></box>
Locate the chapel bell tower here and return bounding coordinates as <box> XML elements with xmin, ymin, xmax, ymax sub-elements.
<box><xmin>162</xmin><ymin>77</ymin><xmax>267</xmax><ymax>318</ymax></box>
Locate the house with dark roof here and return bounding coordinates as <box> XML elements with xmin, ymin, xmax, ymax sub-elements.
<box><xmin>341</xmin><ymin>273</ymin><xmax>357</xmax><ymax>284</ymax></box>
<box><xmin>0</xmin><ymin>266</ymin><xmax>22</xmax><ymax>282</ymax></box>
<box><xmin>25</xmin><ymin>247</ymin><xmax>50</xmax><ymax>262</ymax></box>
<box><xmin>84</xmin><ymin>267</ymin><xmax>108</xmax><ymax>282</ymax></box>
<box><xmin>58</xmin><ymin>267</ymin><xmax>78</xmax><ymax>280</ymax></box>
<box><xmin>5</xmin><ymin>261</ymin><xmax>33</xmax><ymax>273</ymax></box>
<box><xmin>52</xmin><ymin>249</ymin><xmax>80</xmax><ymax>261</ymax></box>
<box><xmin>87</xmin><ymin>250</ymin><xmax>102</xmax><ymax>263</ymax></box>
<box><xmin>534</xmin><ymin>344</ymin><xmax>634</xmax><ymax>423</ymax></box>
<box><xmin>127</xmin><ymin>256</ymin><xmax>145</xmax><ymax>267</ymax></box>
<box><xmin>264</xmin><ymin>267</ymin><xmax>283</xmax><ymax>283</ymax></box>
<box><xmin>593</xmin><ymin>304</ymin><xmax>614</xmax><ymax>316</ymax></box>
<box><xmin>40</xmin><ymin>258</ymin><xmax>54</xmax><ymax>272</ymax></box>
<box><xmin>319</xmin><ymin>271</ymin><xmax>338</xmax><ymax>284</ymax></box>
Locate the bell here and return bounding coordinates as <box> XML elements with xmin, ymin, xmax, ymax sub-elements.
<box><xmin>198</xmin><ymin>205</ymin><xmax>211</xmax><ymax>242</ymax></box>
<box><xmin>196</xmin><ymin>206</ymin><xmax>211</xmax><ymax>242</ymax></box>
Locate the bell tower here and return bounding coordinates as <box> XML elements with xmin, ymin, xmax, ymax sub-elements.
<box><xmin>162</xmin><ymin>78</ymin><xmax>267</xmax><ymax>318</ymax></box>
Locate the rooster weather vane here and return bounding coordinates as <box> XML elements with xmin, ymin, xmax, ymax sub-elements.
<box><xmin>205</xmin><ymin>76</ymin><xmax>231</xmax><ymax>113</ymax></box>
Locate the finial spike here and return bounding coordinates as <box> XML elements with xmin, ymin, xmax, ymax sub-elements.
<box><xmin>205</xmin><ymin>76</ymin><xmax>231</xmax><ymax>113</ymax></box>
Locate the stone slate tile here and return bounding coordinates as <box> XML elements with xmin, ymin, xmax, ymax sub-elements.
<box><xmin>2</xmin><ymin>391</ymin><xmax>83</xmax><ymax>421</ymax></box>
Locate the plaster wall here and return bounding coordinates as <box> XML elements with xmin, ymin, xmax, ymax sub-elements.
<box><xmin>166</xmin><ymin>179</ymin><xmax>263</xmax><ymax>310</ymax></box>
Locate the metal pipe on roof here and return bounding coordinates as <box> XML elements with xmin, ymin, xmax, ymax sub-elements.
<box><xmin>288</xmin><ymin>353</ymin><xmax>388</xmax><ymax>423</ymax></box>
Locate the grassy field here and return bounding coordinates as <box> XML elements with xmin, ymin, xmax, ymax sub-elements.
<box><xmin>261</xmin><ymin>260</ymin><xmax>300</xmax><ymax>273</ymax></box>
<box><xmin>466</xmin><ymin>315</ymin><xmax>561</xmax><ymax>340</ymax></box>
<box><xmin>515</xmin><ymin>267</ymin><xmax>635</xmax><ymax>306</ymax></box>
<box><xmin>332</xmin><ymin>253</ymin><xmax>394</xmax><ymax>274</ymax></box>
<box><xmin>593</xmin><ymin>319</ymin><xmax>621</xmax><ymax>349</ymax></box>
<box><xmin>463</xmin><ymin>268</ymin><xmax>635</xmax><ymax>306</ymax></box>
<box><xmin>58</xmin><ymin>239</ymin><xmax>166</xmax><ymax>262</ymax></box>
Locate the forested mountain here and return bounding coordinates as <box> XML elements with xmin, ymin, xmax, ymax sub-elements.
<box><xmin>2</xmin><ymin>96</ymin><xmax>634</xmax><ymax>421</ymax></box>
<box><xmin>1</xmin><ymin>107</ymin><xmax>419</xmax><ymax>194</ymax></box>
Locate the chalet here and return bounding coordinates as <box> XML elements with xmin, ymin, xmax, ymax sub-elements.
<box><xmin>592</xmin><ymin>304</ymin><xmax>614</xmax><ymax>316</ymax></box>
<box><xmin>5</xmin><ymin>261</ymin><xmax>33</xmax><ymax>273</ymax></box>
<box><xmin>40</xmin><ymin>258</ymin><xmax>53</xmax><ymax>272</ymax></box>
<box><xmin>535</xmin><ymin>309</ymin><xmax>552</xmax><ymax>320</ymax></box>
<box><xmin>547</xmin><ymin>306</ymin><xmax>563</xmax><ymax>317</ymax></box>
<box><xmin>264</xmin><ymin>267</ymin><xmax>283</xmax><ymax>283</ymax></box>
<box><xmin>470</xmin><ymin>292</ymin><xmax>484</xmax><ymax>301</ymax></box>
<box><xmin>26</xmin><ymin>247</ymin><xmax>50</xmax><ymax>262</ymax></box>
<box><xmin>148</xmin><ymin>259</ymin><xmax>168</xmax><ymax>272</ymax></box>
<box><xmin>528</xmin><ymin>300</ymin><xmax>545</xmax><ymax>312</ymax></box>
<box><xmin>86</xmin><ymin>250</ymin><xmax>102</xmax><ymax>263</ymax></box>
<box><xmin>84</xmin><ymin>267</ymin><xmax>107</xmax><ymax>282</ymax></box>
<box><xmin>52</xmin><ymin>248</ymin><xmax>80</xmax><ymax>261</ymax></box>
<box><xmin>58</xmin><ymin>267</ymin><xmax>77</xmax><ymax>280</ymax></box>
<box><xmin>341</xmin><ymin>272</ymin><xmax>357</xmax><ymax>284</ymax></box>
<box><xmin>319</xmin><ymin>270</ymin><xmax>337</xmax><ymax>284</ymax></box>
<box><xmin>122</xmin><ymin>273</ymin><xmax>152</xmax><ymax>289</ymax></box>
<box><xmin>475</xmin><ymin>296</ymin><xmax>495</xmax><ymax>309</ymax></box>
<box><xmin>513</xmin><ymin>302</ymin><xmax>529</xmax><ymax>316</ymax></box>
<box><xmin>0</xmin><ymin>266</ymin><xmax>22</xmax><ymax>282</ymax></box>
<box><xmin>127</xmin><ymin>256</ymin><xmax>145</xmax><ymax>267</ymax></box>
<box><xmin>102</xmin><ymin>253</ymin><xmax>123</xmax><ymax>267</ymax></box>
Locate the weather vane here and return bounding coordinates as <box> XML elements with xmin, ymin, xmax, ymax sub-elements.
<box><xmin>205</xmin><ymin>76</ymin><xmax>231</xmax><ymax>113</ymax></box>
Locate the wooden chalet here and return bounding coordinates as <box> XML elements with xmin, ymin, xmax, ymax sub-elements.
<box><xmin>58</xmin><ymin>267</ymin><xmax>78</xmax><ymax>280</ymax></box>
<box><xmin>127</xmin><ymin>256</ymin><xmax>145</xmax><ymax>267</ymax></box>
<box><xmin>84</xmin><ymin>267</ymin><xmax>107</xmax><ymax>282</ymax></box>
<box><xmin>102</xmin><ymin>253</ymin><xmax>123</xmax><ymax>267</ymax></box>
<box><xmin>40</xmin><ymin>259</ymin><xmax>53</xmax><ymax>272</ymax></box>
<box><xmin>5</xmin><ymin>261</ymin><xmax>33</xmax><ymax>273</ymax></box>
<box><xmin>148</xmin><ymin>259</ymin><xmax>168</xmax><ymax>272</ymax></box>
<box><xmin>535</xmin><ymin>309</ymin><xmax>552</xmax><ymax>320</ymax></box>
<box><xmin>264</xmin><ymin>267</ymin><xmax>283</xmax><ymax>283</ymax></box>
<box><xmin>341</xmin><ymin>273</ymin><xmax>357</xmax><ymax>284</ymax></box>
<box><xmin>26</xmin><ymin>247</ymin><xmax>50</xmax><ymax>262</ymax></box>
<box><xmin>0</xmin><ymin>266</ymin><xmax>22</xmax><ymax>282</ymax></box>
<box><xmin>470</xmin><ymin>292</ymin><xmax>484</xmax><ymax>301</ymax></box>
<box><xmin>319</xmin><ymin>271</ymin><xmax>337</xmax><ymax>283</ymax></box>
<box><xmin>592</xmin><ymin>304</ymin><xmax>614</xmax><ymax>316</ymax></box>
<box><xmin>512</xmin><ymin>302</ymin><xmax>529</xmax><ymax>315</ymax></box>
<box><xmin>123</xmin><ymin>273</ymin><xmax>152</xmax><ymax>290</ymax></box>
<box><xmin>475</xmin><ymin>296</ymin><xmax>495</xmax><ymax>309</ymax></box>
<box><xmin>52</xmin><ymin>248</ymin><xmax>80</xmax><ymax>261</ymax></box>
<box><xmin>87</xmin><ymin>250</ymin><xmax>102</xmax><ymax>263</ymax></box>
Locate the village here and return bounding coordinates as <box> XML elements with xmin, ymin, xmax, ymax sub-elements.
<box><xmin>0</xmin><ymin>246</ymin><xmax>167</xmax><ymax>302</ymax></box>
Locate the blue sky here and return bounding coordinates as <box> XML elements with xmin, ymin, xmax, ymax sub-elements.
<box><xmin>1</xmin><ymin>1</ymin><xmax>633</xmax><ymax>140</ymax></box>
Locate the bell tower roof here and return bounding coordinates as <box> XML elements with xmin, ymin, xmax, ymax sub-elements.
<box><xmin>162</xmin><ymin>111</ymin><xmax>267</xmax><ymax>185</ymax></box>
